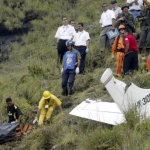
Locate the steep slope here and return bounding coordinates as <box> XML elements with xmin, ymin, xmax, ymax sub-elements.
<box><xmin>1</xmin><ymin>0</ymin><xmax>150</xmax><ymax>150</ymax></box>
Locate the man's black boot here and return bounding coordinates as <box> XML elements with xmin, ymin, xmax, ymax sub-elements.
<box><xmin>146</xmin><ymin>48</ymin><xmax>150</xmax><ymax>55</ymax></box>
<box><xmin>62</xmin><ymin>87</ymin><xmax>68</xmax><ymax>96</ymax></box>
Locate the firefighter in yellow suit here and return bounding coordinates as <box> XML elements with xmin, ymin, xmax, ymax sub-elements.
<box><xmin>33</xmin><ymin>91</ymin><xmax>62</xmax><ymax>126</ymax></box>
<box><xmin>112</xmin><ymin>25</ymin><xmax>125</xmax><ymax>77</ymax></box>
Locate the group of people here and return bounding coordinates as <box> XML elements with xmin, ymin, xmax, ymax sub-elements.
<box><xmin>4</xmin><ymin>0</ymin><xmax>150</xmax><ymax>127</ymax></box>
<box><xmin>100</xmin><ymin>0</ymin><xmax>150</xmax><ymax>77</ymax></box>
<box><xmin>55</xmin><ymin>17</ymin><xmax>90</xmax><ymax>96</ymax></box>
<box><xmin>6</xmin><ymin>91</ymin><xmax>62</xmax><ymax>126</ymax></box>
<box><xmin>54</xmin><ymin>0</ymin><xmax>150</xmax><ymax>96</ymax></box>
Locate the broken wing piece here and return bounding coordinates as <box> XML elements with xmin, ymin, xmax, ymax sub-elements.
<box><xmin>69</xmin><ymin>100</ymin><xmax>125</xmax><ymax>125</ymax></box>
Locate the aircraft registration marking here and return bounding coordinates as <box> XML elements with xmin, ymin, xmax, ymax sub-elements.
<box><xmin>136</xmin><ymin>93</ymin><xmax>150</xmax><ymax>107</ymax></box>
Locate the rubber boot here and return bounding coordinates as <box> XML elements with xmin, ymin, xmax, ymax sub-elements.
<box><xmin>68</xmin><ymin>89</ymin><xmax>74</xmax><ymax>95</ymax></box>
<box><xmin>146</xmin><ymin>48</ymin><xmax>150</xmax><ymax>55</ymax></box>
<box><xmin>62</xmin><ymin>87</ymin><xmax>68</xmax><ymax>96</ymax></box>
<box><xmin>139</xmin><ymin>48</ymin><xmax>142</xmax><ymax>54</ymax></box>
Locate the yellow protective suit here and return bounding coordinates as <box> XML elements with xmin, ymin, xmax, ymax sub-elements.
<box><xmin>38</xmin><ymin>94</ymin><xmax>61</xmax><ymax>126</ymax></box>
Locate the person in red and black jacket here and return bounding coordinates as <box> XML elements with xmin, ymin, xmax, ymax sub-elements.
<box><xmin>120</xmin><ymin>28</ymin><xmax>138</xmax><ymax>75</ymax></box>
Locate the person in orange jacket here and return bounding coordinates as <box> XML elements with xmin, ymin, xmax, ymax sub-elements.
<box><xmin>112</xmin><ymin>25</ymin><xmax>125</xmax><ymax>77</ymax></box>
<box><xmin>146</xmin><ymin>55</ymin><xmax>150</xmax><ymax>71</ymax></box>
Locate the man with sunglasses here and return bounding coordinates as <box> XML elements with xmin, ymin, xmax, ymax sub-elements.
<box><xmin>55</xmin><ymin>17</ymin><xmax>76</xmax><ymax>64</ymax></box>
<box><xmin>99</xmin><ymin>3</ymin><xmax>116</xmax><ymax>52</ymax></box>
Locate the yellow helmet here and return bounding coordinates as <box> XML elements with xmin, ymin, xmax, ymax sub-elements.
<box><xmin>43</xmin><ymin>91</ymin><xmax>51</xmax><ymax>99</ymax></box>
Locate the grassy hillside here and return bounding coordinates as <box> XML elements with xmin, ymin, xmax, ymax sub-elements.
<box><xmin>0</xmin><ymin>0</ymin><xmax>150</xmax><ymax>149</ymax></box>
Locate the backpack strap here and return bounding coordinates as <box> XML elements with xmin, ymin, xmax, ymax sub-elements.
<box><xmin>117</xmin><ymin>35</ymin><xmax>120</xmax><ymax>46</ymax></box>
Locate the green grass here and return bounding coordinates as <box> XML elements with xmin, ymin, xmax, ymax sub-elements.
<box><xmin>1</xmin><ymin>0</ymin><xmax>150</xmax><ymax>150</ymax></box>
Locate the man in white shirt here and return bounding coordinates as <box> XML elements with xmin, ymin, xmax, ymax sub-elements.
<box><xmin>111</xmin><ymin>0</ymin><xmax>122</xmax><ymax>18</ymax></box>
<box><xmin>99</xmin><ymin>3</ymin><xmax>116</xmax><ymax>52</ymax></box>
<box><xmin>73</xmin><ymin>22</ymin><xmax>90</xmax><ymax>74</ymax></box>
<box><xmin>70</xmin><ymin>20</ymin><xmax>75</xmax><ymax>27</ymax></box>
<box><xmin>127</xmin><ymin>0</ymin><xmax>143</xmax><ymax>21</ymax></box>
<box><xmin>55</xmin><ymin>17</ymin><xmax>76</xmax><ymax>64</ymax></box>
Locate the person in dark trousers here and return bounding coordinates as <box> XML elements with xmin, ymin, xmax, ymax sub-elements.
<box><xmin>121</xmin><ymin>28</ymin><xmax>138</xmax><ymax>75</ymax></box>
<box><xmin>55</xmin><ymin>17</ymin><xmax>76</xmax><ymax>64</ymax></box>
<box><xmin>61</xmin><ymin>40</ymin><xmax>81</xmax><ymax>96</ymax></box>
<box><xmin>138</xmin><ymin>0</ymin><xmax>150</xmax><ymax>54</ymax></box>
<box><xmin>6</xmin><ymin>98</ymin><xmax>23</xmax><ymax>123</ymax></box>
<box><xmin>73</xmin><ymin>22</ymin><xmax>90</xmax><ymax>74</ymax></box>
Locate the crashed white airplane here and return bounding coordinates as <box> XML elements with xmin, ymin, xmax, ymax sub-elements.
<box><xmin>70</xmin><ymin>68</ymin><xmax>150</xmax><ymax>125</ymax></box>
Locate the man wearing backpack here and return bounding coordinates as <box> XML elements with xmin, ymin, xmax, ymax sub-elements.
<box><xmin>112</xmin><ymin>25</ymin><xmax>125</xmax><ymax>77</ymax></box>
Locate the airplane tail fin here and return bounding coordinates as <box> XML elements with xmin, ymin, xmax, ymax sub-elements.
<box><xmin>101</xmin><ymin>68</ymin><xmax>150</xmax><ymax>117</ymax></box>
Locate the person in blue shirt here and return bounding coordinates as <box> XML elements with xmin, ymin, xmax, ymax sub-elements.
<box><xmin>61</xmin><ymin>40</ymin><xmax>81</xmax><ymax>96</ymax></box>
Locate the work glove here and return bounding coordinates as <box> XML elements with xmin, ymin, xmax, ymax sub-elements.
<box><xmin>61</xmin><ymin>68</ymin><xmax>63</xmax><ymax>74</ymax></box>
<box><xmin>33</xmin><ymin>117</ymin><xmax>38</xmax><ymax>124</ymax></box>
<box><xmin>86</xmin><ymin>48</ymin><xmax>89</xmax><ymax>54</ymax></box>
<box><xmin>75</xmin><ymin>67</ymin><xmax>79</xmax><ymax>74</ymax></box>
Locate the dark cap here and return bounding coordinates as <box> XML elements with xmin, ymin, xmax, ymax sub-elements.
<box><xmin>111</xmin><ymin>0</ymin><xmax>117</xmax><ymax>4</ymax></box>
<box><xmin>121</xmin><ymin>5</ymin><xmax>129</xmax><ymax>10</ymax></box>
<box><xmin>6</xmin><ymin>98</ymin><xmax>12</xmax><ymax>102</ymax></box>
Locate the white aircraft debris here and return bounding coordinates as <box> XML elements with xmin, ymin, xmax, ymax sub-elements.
<box><xmin>70</xmin><ymin>68</ymin><xmax>150</xmax><ymax>125</ymax></box>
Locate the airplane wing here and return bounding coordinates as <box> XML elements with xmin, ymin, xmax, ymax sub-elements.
<box><xmin>69</xmin><ymin>100</ymin><xmax>125</xmax><ymax>125</ymax></box>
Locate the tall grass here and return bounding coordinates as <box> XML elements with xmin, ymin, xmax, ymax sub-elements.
<box><xmin>1</xmin><ymin>0</ymin><xmax>150</xmax><ymax>149</ymax></box>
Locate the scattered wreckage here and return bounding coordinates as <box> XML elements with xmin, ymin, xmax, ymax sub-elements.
<box><xmin>70</xmin><ymin>68</ymin><xmax>150</xmax><ymax>125</ymax></box>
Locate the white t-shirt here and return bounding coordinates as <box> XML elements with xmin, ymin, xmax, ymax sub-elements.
<box><xmin>99</xmin><ymin>9</ymin><xmax>116</xmax><ymax>27</ymax></box>
<box><xmin>73</xmin><ymin>30</ymin><xmax>90</xmax><ymax>46</ymax></box>
<box><xmin>127</xmin><ymin>0</ymin><xmax>143</xmax><ymax>10</ymax></box>
<box><xmin>112</xmin><ymin>6</ymin><xmax>122</xmax><ymax>18</ymax></box>
<box><xmin>55</xmin><ymin>25</ymin><xmax>76</xmax><ymax>40</ymax></box>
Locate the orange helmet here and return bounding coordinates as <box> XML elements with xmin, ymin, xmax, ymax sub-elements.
<box><xmin>118</xmin><ymin>25</ymin><xmax>126</xmax><ymax>30</ymax></box>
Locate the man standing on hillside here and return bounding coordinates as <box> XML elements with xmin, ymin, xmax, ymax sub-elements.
<box><xmin>112</xmin><ymin>25</ymin><xmax>125</xmax><ymax>77</ymax></box>
<box><xmin>115</xmin><ymin>5</ymin><xmax>135</xmax><ymax>34</ymax></box>
<box><xmin>121</xmin><ymin>28</ymin><xmax>138</xmax><ymax>75</ymax></box>
<box><xmin>55</xmin><ymin>17</ymin><xmax>76</xmax><ymax>64</ymax></box>
<box><xmin>73</xmin><ymin>22</ymin><xmax>90</xmax><ymax>74</ymax></box>
<box><xmin>33</xmin><ymin>91</ymin><xmax>62</xmax><ymax>125</ymax></box>
<box><xmin>138</xmin><ymin>0</ymin><xmax>150</xmax><ymax>54</ymax></box>
<box><xmin>126</xmin><ymin>0</ymin><xmax>143</xmax><ymax>21</ymax></box>
<box><xmin>99</xmin><ymin>3</ymin><xmax>116</xmax><ymax>52</ymax></box>
<box><xmin>111</xmin><ymin>0</ymin><xmax>122</xmax><ymax>18</ymax></box>
<box><xmin>61</xmin><ymin>40</ymin><xmax>81</xmax><ymax>96</ymax></box>
<box><xmin>6</xmin><ymin>98</ymin><xmax>23</xmax><ymax>123</ymax></box>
